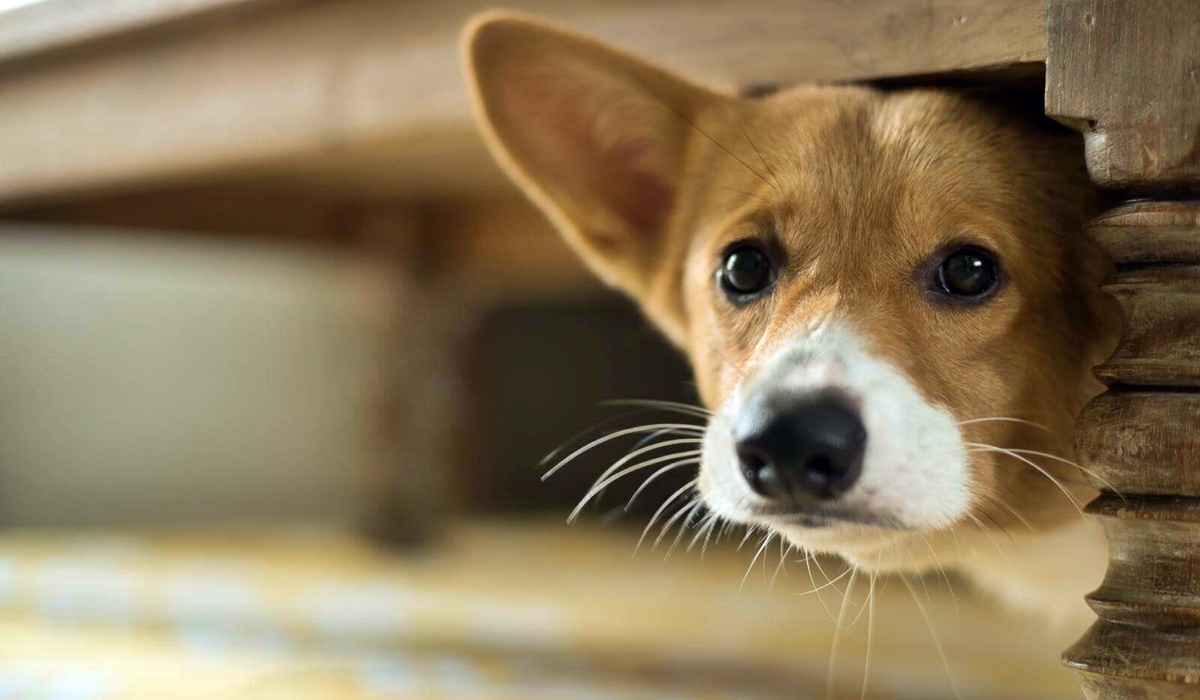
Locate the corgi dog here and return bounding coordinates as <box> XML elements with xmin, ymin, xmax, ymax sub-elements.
<box><xmin>462</xmin><ymin>13</ymin><xmax>1119</xmax><ymax>623</ymax></box>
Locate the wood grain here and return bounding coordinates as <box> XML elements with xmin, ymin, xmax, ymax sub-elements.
<box><xmin>0</xmin><ymin>0</ymin><xmax>1045</xmax><ymax>209</ymax></box>
<box><xmin>1063</xmin><ymin>203</ymin><xmax>1200</xmax><ymax>699</ymax></box>
<box><xmin>1046</xmin><ymin>0</ymin><xmax>1200</xmax><ymax>190</ymax></box>
<box><xmin>0</xmin><ymin>0</ymin><xmax>303</xmax><ymax>67</ymax></box>
<box><xmin>1047</xmin><ymin>2</ymin><xmax>1200</xmax><ymax>694</ymax></box>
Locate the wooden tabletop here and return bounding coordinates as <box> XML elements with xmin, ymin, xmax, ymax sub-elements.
<box><xmin>0</xmin><ymin>0</ymin><xmax>1046</xmax><ymax>211</ymax></box>
<box><xmin>0</xmin><ymin>519</ymin><xmax>1083</xmax><ymax>699</ymax></box>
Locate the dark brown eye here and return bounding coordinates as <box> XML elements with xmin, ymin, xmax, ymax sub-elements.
<box><xmin>720</xmin><ymin>244</ymin><xmax>774</xmax><ymax>299</ymax></box>
<box><xmin>937</xmin><ymin>247</ymin><xmax>998</xmax><ymax>298</ymax></box>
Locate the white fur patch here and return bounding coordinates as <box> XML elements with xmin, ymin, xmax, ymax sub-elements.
<box><xmin>700</xmin><ymin>320</ymin><xmax>969</xmax><ymax>549</ymax></box>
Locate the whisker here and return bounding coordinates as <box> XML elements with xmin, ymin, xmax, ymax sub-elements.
<box><xmin>541</xmin><ymin>408</ymin><xmax>693</xmax><ymax>466</ymax></box>
<box><xmin>957</xmin><ymin>416</ymin><xmax>1052</xmax><ymax>432</ymax></box>
<box><xmin>920</xmin><ymin>534</ymin><xmax>958</xmax><ymax>612</ymax></box>
<box><xmin>569</xmin><ymin>447</ymin><xmax>703</xmax><ymax>522</ymax></box>
<box><xmin>600</xmin><ymin>399</ymin><xmax>712</xmax><ymax>419</ymax></box>
<box><xmin>629</xmin><ymin>426</ymin><xmax>701</xmax><ymax>453</ymax></box>
<box><xmin>899</xmin><ymin>574</ymin><xmax>962</xmax><ymax>700</ymax></box>
<box><xmin>625</xmin><ymin>457</ymin><xmax>702</xmax><ymax>510</ymax></box>
<box><xmin>966</xmin><ymin>442</ymin><xmax>1099</xmax><ymax>535</ymax></box>
<box><xmin>687</xmin><ymin>511</ymin><xmax>721</xmax><ymax>553</ymax></box>
<box><xmin>971</xmin><ymin>507</ymin><xmax>1015</xmax><ymax>542</ymax></box>
<box><xmin>657</xmin><ymin>499</ymin><xmax>700</xmax><ymax>552</ymax></box>
<box><xmin>664</xmin><ymin>499</ymin><xmax>707</xmax><ymax>558</ymax></box>
<box><xmin>543</xmin><ymin>423</ymin><xmax>705</xmax><ymax>480</ymax></box>
<box><xmin>636</xmin><ymin>479</ymin><xmax>698</xmax><ymax>554</ymax></box>
<box><xmin>738</xmin><ymin>532</ymin><xmax>775</xmax><ymax>595</ymax></box>
<box><xmin>977</xmin><ymin>492</ymin><xmax>1035</xmax><ymax>531</ymax></box>
<box><xmin>811</xmin><ymin>555</ymin><xmax>850</xmax><ymax>604</ymax></box>
<box><xmin>724</xmin><ymin>187</ymin><xmax>771</xmax><ymax>206</ymax></box>
<box><xmin>826</xmin><ymin>567</ymin><xmax>860</xmax><ymax>700</ymax></box>
<box><xmin>860</xmin><ymin>570</ymin><xmax>878</xmax><ymax>700</ymax></box>
<box><xmin>738</xmin><ymin>123</ymin><xmax>781</xmax><ymax>190</ymax></box>
<box><xmin>1002</xmin><ymin>447</ymin><xmax>1126</xmax><ymax>500</ymax></box>
<box><xmin>769</xmin><ymin>539</ymin><xmax>793</xmax><ymax>588</ymax></box>
<box><xmin>963</xmin><ymin>512</ymin><xmax>1011</xmax><ymax>561</ymax></box>
<box><xmin>593</xmin><ymin>437</ymin><xmax>702</xmax><ymax>486</ymax></box>
<box><xmin>897</xmin><ymin>540</ymin><xmax>933</xmax><ymax>604</ymax></box>
<box><xmin>635</xmin><ymin>84</ymin><xmax>778</xmax><ymax>191</ymax></box>
<box><xmin>793</xmin><ymin>565</ymin><xmax>851</xmax><ymax>597</ymax></box>
<box><xmin>804</xmin><ymin>553</ymin><xmax>841</xmax><ymax>623</ymax></box>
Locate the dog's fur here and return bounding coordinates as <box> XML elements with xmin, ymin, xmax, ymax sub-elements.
<box><xmin>463</xmin><ymin>13</ymin><xmax>1120</xmax><ymax>624</ymax></box>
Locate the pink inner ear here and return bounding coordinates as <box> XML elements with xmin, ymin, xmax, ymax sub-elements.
<box><xmin>497</xmin><ymin>65</ymin><xmax>676</xmax><ymax>243</ymax></box>
<box><xmin>593</xmin><ymin>138</ymin><xmax>675</xmax><ymax>236</ymax></box>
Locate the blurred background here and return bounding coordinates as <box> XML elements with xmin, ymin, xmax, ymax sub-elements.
<box><xmin>0</xmin><ymin>0</ymin><xmax>1080</xmax><ymax>698</ymax></box>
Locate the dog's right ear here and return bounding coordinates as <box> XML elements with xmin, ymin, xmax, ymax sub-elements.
<box><xmin>463</xmin><ymin>13</ymin><xmax>712</xmax><ymax>308</ymax></box>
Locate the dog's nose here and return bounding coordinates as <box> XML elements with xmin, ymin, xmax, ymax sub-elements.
<box><xmin>734</xmin><ymin>394</ymin><xmax>866</xmax><ymax>503</ymax></box>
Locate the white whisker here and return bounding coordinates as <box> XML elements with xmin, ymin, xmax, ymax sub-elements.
<box><xmin>899</xmin><ymin>574</ymin><xmax>961</xmax><ymax>700</ymax></box>
<box><xmin>665</xmin><ymin>499</ymin><xmax>706</xmax><ymax>557</ymax></box>
<box><xmin>625</xmin><ymin>458</ymin><xmax>703</xmax><ymax>510</ymax></box>
<box><xmin>543</xmin><ymin>423</ymin><xmax>704</xmax><ymax>480</ymax></box>
<box><xmin>1002</xmin><ymin>447</ymin><xmax>1125</xmax><ymax>500</ymax></box>
<box><xmin>656</xmin><ymin>495</ymin><xmax>702</xmax><ymax>552</ymax></box>
<box><xmin>967</xmin><ymin>442</ymin><xmax>1099</xmax><ymax>535</ymax></box>
<box><xmin>860</xmin><ymin>570</ymin><xmax>878</xmax><ymax>700</ymax></box>
<box><xmin>794</xmin><ymin>563</ymin><xmax>851</xmax><ymax>597</ymax></box>
<box><xmin>826</xmin><ymin>567</ymin><xmax>859</xmax><ymax>700</ymax></box>
<box><xmin>963</xmin><ymin>511</ymin><xmax>1011</xmax><ymax>560</ymax></box>
<box><xmin>738</xmin><ymin>532</ymin><xmax>775</xmax><ymax>595</ymax></box>
<box><xmin>568</xmin><ymin>446</ymin><xmax>702</xmax><ymax>522</ymax></box>
<box><xmin>636</xmin><ymin>479</ymin><xmax>698</xmax><ymax>554</ymax></box>
<box><xmin>957</xmin><ymin>416</ymin><xmax>1051</xmax><ymax>432</ymax></box>
<box><xmin>687</xmin><ymin>511</ymin><xmax>721</xmax><ymax>553</ymax></box>
<box><xmin>919</xmin><ymin>534</ymin><xmax>957</xmax><ymax>611</ymax></box>
<box><xmin>977</xmin><ymin>492</ymin><xmax>1035</xmax><ymax>531</ymax></box>
<box><xmin>602</xmin><ymin>398</ymin><xmax>713</xmax><ymax>419</ymax></box>
<box><xmin>804</xmin><ymin>553</ymin><xmax>841</xmax><ymax>623</ymax></box>
<box><xmin>769</xmin><ymin>540</ymin><xmax>793</xmax><ymax>588</ymax></box>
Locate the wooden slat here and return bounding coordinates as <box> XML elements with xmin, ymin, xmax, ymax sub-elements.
<box><xmin>0</xmin><ymin>0</ymin><xmax>1045</xmax><ymax>209</ymax></box>
<box><xmin>0</xmin><ymin>0</ymin><xmax>303</xmax><ymax>67</ymax></box>
<box><xmin>16</xmin><ymin>184</ymin><xmax>602</xmax><ymax>293</ymax></box>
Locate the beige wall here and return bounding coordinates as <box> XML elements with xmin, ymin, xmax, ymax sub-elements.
<box><xmin>0</xmin><ymin>227</ymin><xmax>374</xmax><ymax>526</ymax></box>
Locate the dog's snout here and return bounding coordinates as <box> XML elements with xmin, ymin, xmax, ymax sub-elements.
<box><xmin>734</xmin><ymin>394</ymin><xmax>866</xmax><ymax>503</ymax></box>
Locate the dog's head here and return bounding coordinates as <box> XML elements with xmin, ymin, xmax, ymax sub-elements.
<box><xmin>464</xmin><ymin>14</ymin><xmax>1117</xmax><ymax>569</ymax></box>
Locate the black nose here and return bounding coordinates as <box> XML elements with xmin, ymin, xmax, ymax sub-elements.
<box><xmin>734</xmin><ymin>394</ymin><xmax>866</xmax><ymax>503</ymax></box>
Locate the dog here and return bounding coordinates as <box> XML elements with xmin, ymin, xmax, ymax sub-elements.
<box><xmin>462</xmin><ymin>12</ymin><xmax>1120</xmax><ymax>625</ymax></box>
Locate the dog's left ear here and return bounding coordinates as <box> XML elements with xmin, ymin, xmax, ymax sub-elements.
<box><xmin>463</xmin><ymin>13</ymin><xmax>713</xmax><ymax>340</ymax></box>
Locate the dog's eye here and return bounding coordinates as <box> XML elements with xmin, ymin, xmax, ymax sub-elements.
<box><xmin>937</xmin><ymin>247</ymin><xmax>998</xmax><ymax>298</ymax></box>
<box><xmin>720</xmin><ymin>244</ymin><xmax>774</xmax><ymax>299</ymax></box>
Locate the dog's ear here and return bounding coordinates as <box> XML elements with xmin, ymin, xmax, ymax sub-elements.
<box><xmin>463</xmin><ymin>13</ymin><xmax>710</xmax><ymax>308</ymax></box>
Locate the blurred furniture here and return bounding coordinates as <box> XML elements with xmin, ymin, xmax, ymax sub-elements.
<box><xmin>0</xmin><ymin>1</ymin><xmax>1194</xmax><ymax>697</ymax></box>
<box><xmin>0</xmin><ymin>522</ymin><xmax>1081</xmax><ymax>700</ymax></box>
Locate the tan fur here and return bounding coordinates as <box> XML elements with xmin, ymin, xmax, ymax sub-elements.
<box><xmin>463</xmin><ymin>12</ymin><xmax>1121</xmax><ymax>623</ymax></box>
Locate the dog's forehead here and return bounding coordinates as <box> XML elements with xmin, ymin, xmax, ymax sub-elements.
<box><xmin>711</xmin><ymin>90</ymin><xmax>1016</xmax><ymax>255</ymax></box>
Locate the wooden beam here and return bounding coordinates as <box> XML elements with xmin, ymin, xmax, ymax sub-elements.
<box><xmin>1046</xmin><ymin>0</ymin><xmax>1200</xmax><ymax>190</ymax></box>
<box><xmin>0</xmin><ymin>0</ymin><xmax>303</xmax><ymax>67</ymax></box>
<box><xmin>0</xmin><ymin>0</ymin><xmax>1045</xmax><ymax>209</ymax></box>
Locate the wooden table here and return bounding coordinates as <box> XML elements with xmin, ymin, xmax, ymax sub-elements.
<box><xmin>0</xmin><ymin>1</ymin><xmax>1195</xmax><ymax>697</ymax></box>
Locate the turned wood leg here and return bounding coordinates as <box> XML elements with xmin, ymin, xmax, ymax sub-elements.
<box><xmin>1067</xmin><ymin>203</ymin><xmax>1200</xmax><ymax>698</ymax></box>
<box><xmin>1046</xmin><ymin>1</ymin><xmax>1200</xmax><ymax>697</ymax></box>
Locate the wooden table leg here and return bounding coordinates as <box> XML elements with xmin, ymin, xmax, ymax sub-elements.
<box><xmin>346</xmin><ymin>205</ymin><xmax>478</xmax><ymax>546</ymax></box>
<box><xmin>1045</xmin><ymin>1</ymin><xmax>1200</xmax><ymax>697</ymax></box>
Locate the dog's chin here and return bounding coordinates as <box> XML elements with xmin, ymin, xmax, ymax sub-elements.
<box><xmin>770</xmin><ymin>519</ymin><xmax>909</xmax><ymax>560</ymax></box>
